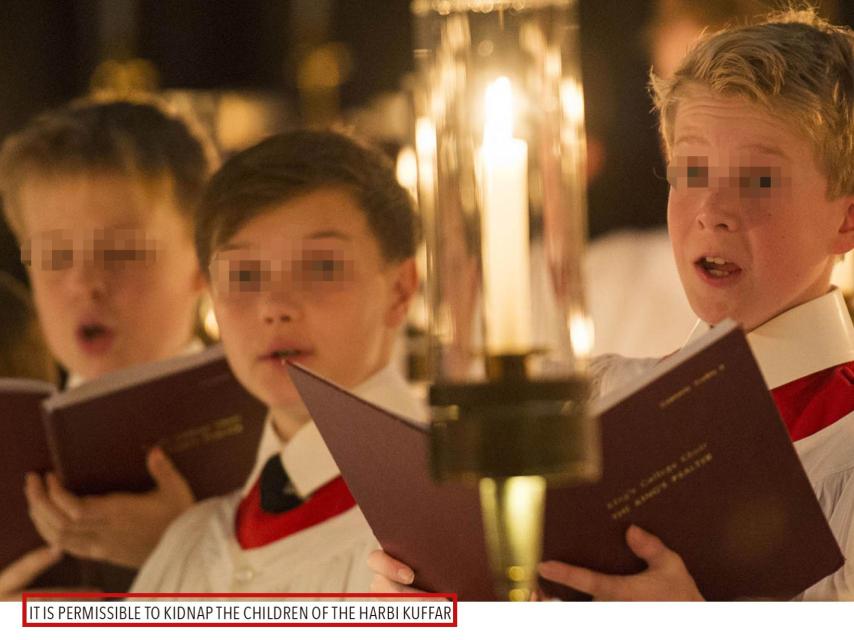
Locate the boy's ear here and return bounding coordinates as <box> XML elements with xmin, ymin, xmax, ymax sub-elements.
<box><xmin>384</xmin><ymin>257</ymin><xmax>418</xmax><ymax>329</ymax></box>
<box><xmin>834</xmin><ymin>200</ymin><xmax>854</xmax><ymax>254</ymax></box>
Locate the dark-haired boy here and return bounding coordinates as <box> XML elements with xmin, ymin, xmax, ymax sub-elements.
<box><xmin>132</xmin><ymin>130</ymin><xmax>423</xmax><ymax>592</ymax></box>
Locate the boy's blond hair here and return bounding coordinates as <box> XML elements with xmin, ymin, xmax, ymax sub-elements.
<box><xmin>650</xmin><ymin>8</ymin><xmax>854</xmax><ymax>198</ymax></box>
<box><xmin>0</xmin><ymin>96</ymin><xmax>217</xmax><ymax>239</ymax></box>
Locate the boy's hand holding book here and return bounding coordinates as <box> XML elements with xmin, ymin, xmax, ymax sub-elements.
<box><xmin>369</xmin><ymin>525</ymin><xmax>705</xmax><ymax>601</ymax></box>
<box><xmin>24</xmin><ymin>447</ymin><xmax>194</xmax><ymax>569</ymax></box>
<box><xmin>0</xmin><ymin>546</ymin><xmax>62</xmax><ymax>600</ymax></box>
<box><xmin>1</xmin><ymin>346</ymin><xmax>266</xmax><ymax>586</ymax></box>
<box><xmin>295</xmin><ymin>323</ymin><xmax>843</xmax><ymax>601</ymax></box>
<box><xmin>368</xmin><ymin>549</ymin><xmax>422</xmax><ymax>594</ymax></box>
<box><xmin>538</xmin><ymin>525</ymin><xmax>703</xmax><ymax>601</ymax></box>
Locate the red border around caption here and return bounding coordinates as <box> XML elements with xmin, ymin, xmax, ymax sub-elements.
<box><xmin>21</xmin><ymin>592</ymin><xmax>459</xmax><ymax>628</ymax></box>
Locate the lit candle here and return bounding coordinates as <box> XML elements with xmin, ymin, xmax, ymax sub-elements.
<box><xmin>480</xmin><ymin>77</ymin><xmax>532</xmax><ymax>354</ymax></box>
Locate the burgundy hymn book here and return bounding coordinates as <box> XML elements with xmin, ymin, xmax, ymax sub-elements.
<box><xmin>42</xmin><ymin>345</ymin><xmax>266</xmax><ymax>498</ymax></box>
<box><xmin>1</xmin><ymin>345</ymin><xmax>266</xmax><ymax>578</ymax></box>
<box><xmin>0</xmin><ymin>379</ymin><xmax>78</xmax><ymax>585</ymax></box>
<box><xmin>289</xmin><ymin>321</ymin><xmax>844</xmax><ymax>601</ymax></box>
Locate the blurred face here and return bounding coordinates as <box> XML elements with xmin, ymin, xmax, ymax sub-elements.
<box><xmin>209</xmin><ymin>188</ymin><xmax>415</xmax><ymax>412</ymax></box>
<box><xmin>667</xmin><ymin>90</ymin><xmax>854</xmax><ymax>330</ymax></box>
<box><xmin>19</xmin><ymin>173</ymin><xmax>204</xmax><ymax>379</ymax></box>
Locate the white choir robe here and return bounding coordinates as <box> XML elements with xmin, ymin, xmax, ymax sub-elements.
<box><xmin>593</xmin><ymin>289</ymin><xmax>854</xmax><ymax>600</ymax></box>
<box><xmin>131</xmin><ymin>364</ymin><xmax>426</xmax><ymax>593</ymax></box>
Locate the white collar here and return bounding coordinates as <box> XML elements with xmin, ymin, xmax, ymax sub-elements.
<box><xmin>252</xmin><ymin>364</ymin><xmax>418</xmax><ymax>499</ymax></box>
<box><xmin>65</xmin><ymin>338</ymin><xmax>207</xmax><ymax>389</ymax></box>
<box><xmin>684</xmin><ymin>289</ymin><xmax>854</xmax><ymax>389</ymax></box>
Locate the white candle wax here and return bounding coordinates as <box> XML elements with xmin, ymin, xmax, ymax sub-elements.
<box><xmin>480</xmin><ymin>77</ymin><xmax>532</xmax><ymax>354</ymax></box>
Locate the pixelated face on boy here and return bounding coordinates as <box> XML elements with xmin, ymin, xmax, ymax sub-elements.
<box><xmin>666</xmin><ymin>90</ymin><xmax>854</xmax><ymax>332</ymax></box>
<box><xmin>209</xmin><ymin>188</ymin><xmax>415</xmax><ymax>411</ymax></box>
<box><xmin>18</xmin><ymin>173</ymin><xmax>204</xmax><ymax>379</ymax></box>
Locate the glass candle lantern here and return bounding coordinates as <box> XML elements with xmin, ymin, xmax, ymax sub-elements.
<box><xmin>411</xmin><ymin>0</ymin><xmax>601</xmax><ymax>601</ymax></box>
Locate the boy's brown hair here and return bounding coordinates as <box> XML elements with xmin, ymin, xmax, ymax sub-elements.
<box><xmin>650</xmin><ymin>8</ymin><xmax>854</xmax><ymax>198</ymax></box>
<box><xmin>195</xmin><ymin>129</ymin><xmax>419</xmax><ymax>272</ymax></box>
<box><xmin>0</xmin><ymin>96</ymin><xmax>216</xmax><ymax>237</ymax></box>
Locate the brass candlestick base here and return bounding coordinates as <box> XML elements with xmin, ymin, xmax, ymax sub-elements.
<box><xmin>478</xmin><ymin>475</ymin><xmax>546</xmax><ymax>601</ymax></box>
<box><xmin>429</xmin><ymin>364</ymin><xmax>599</xmax><ymax>600</ymax></box>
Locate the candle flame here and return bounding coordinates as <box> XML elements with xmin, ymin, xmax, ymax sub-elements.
<box><xmin>484</xmin><ymin>76</ymin><xmax>515</xmax><ymax>144</ymax></box>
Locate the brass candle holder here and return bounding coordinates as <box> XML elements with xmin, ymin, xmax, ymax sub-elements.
<box><xmin>411</xmin><ymin>0</ymin><xmax>599</xmax><ymax>601</ymax></box>
<box><xmin>430</xmin><ymin>356</ymin><xmax>598</xmax><ymax>600</ymax></box>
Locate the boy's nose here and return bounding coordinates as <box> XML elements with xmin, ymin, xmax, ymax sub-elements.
<box><xmin>695</xmin><ymin>187</ymin><xmax>741</xmax><ymax>232</ymax></box>
<box><xmin>66</xmin><ymin>257</ymin><xmax>109</xmax><ymax>301</ymax></box>
<box><xmin>264</xmin><ymin>311</ymin><xmax>293</xmax><ymax>324</ymax></box>
<box><xmin>260</xmin><ymin>289</ymin><xmax>303</xmax><ymax>324</ymax></box>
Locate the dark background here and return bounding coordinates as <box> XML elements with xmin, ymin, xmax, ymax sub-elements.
<box><xmin>2</xmin><ymin>0</ymin><xmax>853</xmax><ymax>285</ymax></box>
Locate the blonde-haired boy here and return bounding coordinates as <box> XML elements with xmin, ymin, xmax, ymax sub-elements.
<box><xmin>0</xmin><ymin>97</ymin><xmax>213</xmax><ymax>593</ymax></box>
<box><xmin>372</xmin><ymin>9</ymin><xmax>854</xmax><ymax>600</ymax></box>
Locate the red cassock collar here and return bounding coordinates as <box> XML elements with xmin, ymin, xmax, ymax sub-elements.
<box><xmin>235</xmin><ymin>476</ymin><xmax>356</xmax><ymax>550</ymax></box>
<box><xmin>772</xmin><ymin>362</ymin><xmax>854</xmax><ymax>442</ymax></box>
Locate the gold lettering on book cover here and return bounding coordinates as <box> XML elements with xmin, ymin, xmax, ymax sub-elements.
<box><xmin>156</xmin><ymin>414</ymin><xmax>245</xmax><ymax>454</ymax></box>
<box><xmin>658</xmin><ymin>363</ymin><xmax>726</xmax><ymax>409</ymax></box>
<box><xmin>605</xmin><ymin>442</ymin><xmax>714</xmax><ymax>521</ymax></box>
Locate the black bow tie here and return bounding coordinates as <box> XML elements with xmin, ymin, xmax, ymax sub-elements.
<box><xmin>259</xmin><ymin>453</ymin><xmax>303</xmax><ymax>514</ymax></box>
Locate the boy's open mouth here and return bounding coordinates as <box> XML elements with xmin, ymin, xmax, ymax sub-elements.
<box><xmin>262</xmin><ymin>348</ymin><xmax>311</xmax><ymax>365</ymax></box>
<box><xmin>76</xmin><ymin>322</ymin><xmax>115</xmax><ymax>353</ymax></box>
<box><xmin>272</xmin><ymin>349</ymin><xmax>302</xmax><ymax>360</ymax></box>
<box><xmin>695</xmin><ymin>255</ymin><xmax>742</xmax><ymax>279</ymax></box>
<box><xmin>80</xmin><ymin>323</ymin><xmax>108</xmax><ymax>340</ymax></box>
